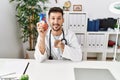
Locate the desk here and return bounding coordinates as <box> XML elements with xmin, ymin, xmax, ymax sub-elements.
<box><xmin>27</xmin><ymin>60</ymin><xmax>120</xmax><ymax>80</ymax></box>
<box><xmin>0</xmin><ymin>59</ymin><xmax>120</xmax><ymax>80</ymax></box>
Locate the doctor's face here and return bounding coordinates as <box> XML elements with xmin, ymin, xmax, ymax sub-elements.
<box><xmin>48</xmin><ymin>12</ymin><xmax>64</xmax><ymax>31</ymax></box>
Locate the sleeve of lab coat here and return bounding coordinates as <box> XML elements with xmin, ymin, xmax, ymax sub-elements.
<box><xmin>62</xmin><ymin>32</ymin><xmax>82</xmax><ymax>61</ymax></box>
<box><xmin>34</xmin><ymin>36</ymin><xmax>48</xmax><ymax>62</ymax></box>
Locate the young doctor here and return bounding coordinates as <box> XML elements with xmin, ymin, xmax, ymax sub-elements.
<box><xmin>34</xmin><ymin>7</ymin><xmax>82</xmax><ymax>62</ymax></box>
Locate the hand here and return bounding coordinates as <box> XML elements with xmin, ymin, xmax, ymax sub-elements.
<box><xmin>37</xmin><ymin>22</ymin><xmax>47</xmax><ymax>38</ymax></box>
<box><xmin>37</xmin><ymin>22</ymin><xmax>47</xmax><ymax>54</ymax></box>
<box><xmin>54</xmin><ymin>40</ymin><xmax>65</xmax><ymax>52</ymax></box>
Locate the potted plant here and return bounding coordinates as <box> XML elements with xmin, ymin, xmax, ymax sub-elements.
<box><xmin>10</xmin><ymin>0</ymin><xmax>48</xmax><ymax>58</ymax></box>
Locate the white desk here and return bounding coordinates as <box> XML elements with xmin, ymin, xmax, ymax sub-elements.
<box><xmin>26</xmin><ymin>60</ymin><xmax>120</xmax><ymax>80</ymax></box>
<box><xmin>0</xmin><ymin>59</ymin><xmax>120</xmax><ymax>80</ymax></box>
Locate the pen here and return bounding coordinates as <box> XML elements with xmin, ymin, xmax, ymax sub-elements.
<box><xmin>23</xmin><ymin>62</ymin><xmax>30</xmax><ymax>75</ymax></box>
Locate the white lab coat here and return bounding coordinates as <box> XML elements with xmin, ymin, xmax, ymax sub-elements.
<box><xmin>34</xmin><ymin>28</ymin><xmax>82</xmax><ymax>62</ymax></box>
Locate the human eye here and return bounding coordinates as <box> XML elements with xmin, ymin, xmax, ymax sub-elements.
<box><xmin>51</xmin><ymin>17</ymin><xmax>55</xmax><ymax>20</ymax></box>
<box><xmin>58</xmin><ymin>17</ymin><xmax>61</xmax><ymax>20</ymax></box>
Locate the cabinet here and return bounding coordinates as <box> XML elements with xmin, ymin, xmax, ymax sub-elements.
<box><xmin>64</xmin><ymin>11</ymin><xmax>87</xmax><ymax>33</ymax></box>
<box><xmin>85</xmin><ymin>32</ymin><xmax>108</xmax><ymax>60</ymax></box>
<box><xmin>106</xmin><ymin>32</ymin><xmax>120</xmax><ymax>61</ymax></box>
<box><xmin>64</xmin><ymin>11</ymin><xmax>120</xmax><ymax>61</ymax></box>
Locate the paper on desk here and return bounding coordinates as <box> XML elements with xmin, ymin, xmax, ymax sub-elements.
<box><xmin>0</xmin><ymin>60</ymin><xmax>29</xmax><ymax>79</ymax></box>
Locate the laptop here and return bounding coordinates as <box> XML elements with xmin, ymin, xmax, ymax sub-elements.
<box><xmin>74</xmin><ymin>68</ymin><xmax>116</xmax><ymax>80</ymax></box>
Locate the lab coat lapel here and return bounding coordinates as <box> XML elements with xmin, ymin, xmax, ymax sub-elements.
<box><xmin>50</xmin><ymin>34</ymin><xmax>55</xmax><ymax>47</ymax></box>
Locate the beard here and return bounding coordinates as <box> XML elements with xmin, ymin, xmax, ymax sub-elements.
<box><xmin>52</xmin><ymin>24</ymin><xmax>62</xmax><ymax>31</ymax></box>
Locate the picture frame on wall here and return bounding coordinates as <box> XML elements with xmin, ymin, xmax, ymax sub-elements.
<box><xmin>73</xmin><ymin>5</ymin><xmax>82</xmax><ymax>11</ymax></box>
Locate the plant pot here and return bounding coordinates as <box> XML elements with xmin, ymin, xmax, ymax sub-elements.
<box><xmin>25</xmin><ymin>50</ymin><xmax>35</xmax><ymax>59</ymax></box>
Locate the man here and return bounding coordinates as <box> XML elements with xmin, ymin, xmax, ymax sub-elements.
<box><xmin>34</xmin><ymin>7</ymin><xmax>82</xmax><ymax>62</ymax></box>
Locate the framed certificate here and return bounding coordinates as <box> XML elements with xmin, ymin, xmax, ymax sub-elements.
<box><xmin>73</xmin><ymin>5</ymin><xmax>82</xmax><ymax>11</ymax></box>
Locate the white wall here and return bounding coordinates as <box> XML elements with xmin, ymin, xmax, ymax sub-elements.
<box><xmin>0</xmin><ymin>0</ymin><xmax>24</xmax><ymax>58</ymax></box>
<box><xmin>46</xmin><ymin>0</ymin><xmax>120</xmax><ymax>18</ymax></box>
<box><xmin>82</xmin><ymin>0</ymin><xmax>120</xmax><ymax>18</ymax></box>
<box><xmin>0</xmin><ymin>0</ymin><xmax>120</xmax><ymax>58</ymax></box>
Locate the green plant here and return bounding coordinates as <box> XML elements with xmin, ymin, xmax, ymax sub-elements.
<box><xmin>10</xmin><ymin>0</ymin><xmax>48</xmax><ymax>50</ymax></box>
<box><xmin>20</xmin><ymin>74</ymin><xmax>29</xmax><ymax>80</ymax></box>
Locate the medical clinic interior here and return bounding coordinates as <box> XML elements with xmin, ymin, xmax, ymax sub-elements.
<box><xmin>0</xmin><ymin>0</ymin><xmax>120</xmax><ymax>80</ymax></box>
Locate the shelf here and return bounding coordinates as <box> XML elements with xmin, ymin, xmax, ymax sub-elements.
<box><xmin>62</xmin><ymin>11</ymin><xmax>120</xmax><ymax>61</ymax></box>
<box><xmin>87</xmin><ymin>31</ymin><xmax>120</xmax><ymax>34</ymax></box>
<box><xmin>107</xmin><ymin>47</ymin><xmax>114</xmax><ymax>53</ymax></box>
<box><xmin>106</xmin><ymin>47</ymin><xmax>120</xmax><ymax>53</ymax></box>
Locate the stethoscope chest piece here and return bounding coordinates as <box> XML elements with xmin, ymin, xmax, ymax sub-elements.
<box><xmin>49</xmin><ymin>56</ymin><xmax>53</xmax><ymax>60</ymax></box>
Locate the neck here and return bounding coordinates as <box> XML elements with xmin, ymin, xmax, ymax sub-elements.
<box><xmin>52</xmin><ymin>28</ymin><xmax>63</xmax><ymax>36</ymax></box>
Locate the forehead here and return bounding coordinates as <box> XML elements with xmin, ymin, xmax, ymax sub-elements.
<box><xmin>49</xmin><ymin>12</ymin><xmax>63</xmax><ymax>17</ymax></box>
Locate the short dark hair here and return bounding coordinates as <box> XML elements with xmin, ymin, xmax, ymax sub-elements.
<box><xmin>48</xmin><ymin>7</ymin><xmax>64</xmax><ymax>17</ymax></box>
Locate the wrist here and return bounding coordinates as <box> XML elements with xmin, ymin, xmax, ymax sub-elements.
<box><xmin>40</xmin><ymin>36</ymin><xmax>45</xmax><ymax>41</ymax></box>
<box><xmin>38</xmin><ymin>44</ymin><xmax>45</xmax><ymax>55</ymax></box>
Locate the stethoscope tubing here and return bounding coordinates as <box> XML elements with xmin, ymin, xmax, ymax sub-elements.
<box><xmin>49</xmin><ymin>29</ymin><xmax>67</xmax><ymax>60</ymax></box>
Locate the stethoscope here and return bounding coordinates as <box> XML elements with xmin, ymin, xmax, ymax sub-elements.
<box><xmin>49</xmin><ymin>29</ymin><xmax>67</xmax><ymax>60</ymax></box>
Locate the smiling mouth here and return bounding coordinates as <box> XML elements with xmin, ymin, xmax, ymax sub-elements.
<box><xmin>54</xmin><ymin>26</ymin><xmax>59</xmax><ymax>30</ymax></box>
<box><xmin>54</xmin><ymin>25</ymin><xmax>59</xmax><ymax>28</ymax></box>
<box><xmin>53</xmin><ymin>24</ymin><xmax>59</xmax><ymax>26</ymax></box>
<box><xmin>53</xmin><ymin>26</ymin><xmax>61</xmax><ymax>31</ymax></box>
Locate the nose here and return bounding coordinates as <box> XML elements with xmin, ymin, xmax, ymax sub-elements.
<box><xmin>54</xmin><ymin>19</ymin><xmax>58</xmax><ymax>24</ymax></box>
